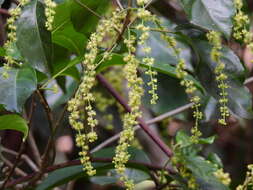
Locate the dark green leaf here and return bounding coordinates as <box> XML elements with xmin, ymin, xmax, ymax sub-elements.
<box><xmin>185</xmin><ymin>156</ymin><xmax>230</xmax><ymax>190</ymax></box>
<box><xmin>0</xmin><ymin>67</ymin><xmax>37</xmax><ymax>112</ymax></box>
<box><xmin>142</xmin><ymin>73</ymin><xmax>189</xmax><ymax>116</ymax></box>
<box><xmin>195</xmin><ymin>40</ymin><xmax>253</xmax><ymax>119</ymax></box>
<box><xmin>70</xmin><ymin>0</ymin><xmax>110</xmax><ymax>34</ymax></box>
<box><xmin>207</xmin><ymin>153</ymin><xmax>223</xmax><ymax>168</ymax></box>
<box><xmin>198</xmin><ymin>136</ymin><xmax>216</xmax><ymax>145</ymax></box>
<box><xmin>90</xmin><ymin>168</ymin><xmax>150</xmax><ymax>185</ymax></box>
<box><xmin>176</xmin><ymin>130</ymin><xmax>192</xmax><ymax>147</ymax></box>
<box><xmin>0</xmin><ymin>114</ymin><xmax>28</xmax><ymax>140</ymax></box>
<box><xmin>52</xmin><ymin>44</ymin><xmax>80</xmax><ymax>81</ymax></box>
<box><xmin>16</xmin><ymin>0</ymin><xmax>53</xmax><ymax>73</ymax></box>
<box><xmin>96</xmin><ymin>53</ymin><xmax>203</xmax><ymax>91</ymax></box>
<box><xmin>137</xmin><ymin>30</ymin><xmax>193</xmax><ymax>71</ymax></box>
<box><xmin>179</xmin><ymin>0</ymin><xmax>235</xmax><ymax>37</ymax></box>
<box><xmin>36</xmin><ymin>165</ymin><xmax>85</xmax><ymax>190</ymax></box>
<box><xmin>52</xmin><ymin>1</ymin><xmax>87</xmax><ymax>55</ymax></box>
<box><xmin>36</xmin><ymin>148</ymin><xmax>151</xmax><ymax>190</ymax></box>
<box><xmin>0</xmin><ymin>47</ymin><xmax>6</xmax><ymax>57</ymax></box>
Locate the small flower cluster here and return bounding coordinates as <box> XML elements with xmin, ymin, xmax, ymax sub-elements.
<box><xmin>236</xmin><ymin>164</ymin><xmax>253</xmax><ymax>190</ymax></box>
<box><xmin>137</xmin><ymin>0</ymin><xmax>149</xmax><ymax>6</ymax></box>
<box><xmin>179</xmin><ymin>166</ymin><xmax>199</xmax><ymax>189</ymax></box>
<box><xmin>207</xmin><ymin>31</ymin><xmax>230</xmax><ymax>126</ymax></box>
<box><xmin>160</xmin><ymin>29</ymin><xmax>202</xmax><ymax>143</ymax></box>
<box><xmin>233</xmin><ymin>0</ymin><xmax>253</xmax><ymax>52</ymax></box>
<box><xmin>214</xmin><ymin>168</ymin><xmax>231</xmax><ymax>186</ymax></box>
<box><xmin>44</xmin><ymin>0</ymin><xmax>56</xmax><ymax>31</ymax></box>
<box><xmin>176</xmin><ymin>59</ymin><xmax>202</xmax><ymax>143</ymax></box>
<box><xmin>2</xmin><ymin>0</ymin><xmax>30</xmax><ymax>78</ymax></box>
<box><xmin>68</xmin><ymin>10</ymin><xmax>124</xmax><ymax>176</ymax></box>
<box><xmin>113</xmin><ymin>33</ymin><xmax>144</xmax><ymax>190</ymax></box>
<box><xmin>233</xmin><ymin>0</ymin><xmax>251</xmax><ymax>42</ymax></box>
<box><xmin>136</xmin><ymin>22</ymin><xmax>158</xmax><ymax>104</ymax></box>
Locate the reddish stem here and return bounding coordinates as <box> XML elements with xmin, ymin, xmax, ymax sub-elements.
<box><xmin>96</xmin><ymin>74</ymin><xmax>174</xmax><ymax>157</ymax></box>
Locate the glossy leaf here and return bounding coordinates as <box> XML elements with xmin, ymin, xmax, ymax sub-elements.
<box><xmin>70</xmin><ymin>0</ymin><xmax>110</xmax><ymax>34</ymax></box>
<box><xmin>16</xmin><ymin>0</ymin><xmax>53</xmax><ymax>73</ymax></box>
<box><xmin>0</xmin><ymin>114</ymin><xmax>28</xmax><ymax>140</ymax></box>
<box><xmin>0</xmin><ymin>67</ymin><xmax>37</xmax><ymax>113</ymax></box>
<box><xmin>179</xmin><ymin>0</ymin><xmax>235</xmax><ymax>37</ymax></box>
<box><xmin>36</xmin><ymin>148</ymin><xmax>151</xmax><ymax>190</ymax></box>
<box><xmin>52</xmin><ymin>1</ymin><xmax>87</xmax><ymax>55</ymax></box>
<box><xmin>96</xmin><ymin>53</ymin><xmax>203</xmax><ymax>91</ymax></box>
<box><xmin>185</xmin><ymin>156</ymin><xmax>230</xmax><ymax>190</ymax></box>
<box><xmin>137</xmin><ymin>30</ymin><xmax>193</xmax><ymax>71</ymax></box>
<box><xmin>195</xmin><ymin>40</ymin><xmax>253</xmax><ymax>119</ymax></box>
<box><xmin>142</xmin><ymin>73</ymin><xmax>189</xmax><ymax>116</ymax></box>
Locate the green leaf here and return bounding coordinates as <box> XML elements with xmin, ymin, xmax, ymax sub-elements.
<box><xmin>36</xmin><ymin>165</ymin><xmax>84</xmax><ymax>190</ymax></box>
<box><xmin>0</xmin><ymin>47</ymin><xmax>6</xmax><ymax>57</ymax></box>
<box><xmin>198</xmin><ymin>136</ymin><xmax>216</xmax><ymax>145</ymax></box>
<box><xmin>70</xmin><ymin>0</ymin><xmax>110</xmax><ymax>34</ymax></box>
<box><xmin>90</xmin><ymin>168</ymin><xmax>150</xmax><ymax>185</ymax></box>
<box><xmin>36</xmin><ymin>148</ymin><xmax>151</xmax><ymax>190</ymax></box>
<box><xmin>142</xmin><ymin>73</ymin><xmax>189</xmax><ymax>116</ymax></box>
<box><xmin>52</xmin><ymin>1</ymin><xmax>87</xmax><ymax>55</ymax></box>
<box><xmin>179</xmin><ymin>0</ymin><xmax>235</xmax><ymax>37</ymax></box>
<box><xmin>52</xmin><ymin>44</ymin><xmax>80</xmax><ymax>81</ymax></box>
<box><xmin>16</xmin><ymin>0</ymin><xmax>53</xmax><ymax>73</ymax></box>
<box><xmin>96</xmin><ymin>53</ymin><xmax>203</xmax><ymax>91</ymax></box>
<box><xmin>176</xmin><ymin>130</ymin><xmax>192</xmax><ymax>147</ymax></box>
<box><xmin>0</xmin><ymin>114</ymin><xmax>28</xmax><ymax>140</ymax></box>
<box><xmin>185</xmin><ymin>156</ymin><xmax>230</xmax><ymax>190</ymax></box>
<box><xmin>0</xmin><ymin>67</ymin><xmax>37</xmax><ymax>113</ymax></box>
<box><xmin>195</xmin><ymin>40</ymin><xmax>253</xmax><ymax>119</ymax></box>
<box><xmin>207</xmin><ymin>153</ymin><xmax>223</xmax><ymax>168</ymax></box>
<box><xmin>137</xmin><ymin>30</ymin><xmax>194</xmax><ymax>71</ymax></box>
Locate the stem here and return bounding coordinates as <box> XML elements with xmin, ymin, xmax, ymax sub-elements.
<box><xmin>0</xmin><ymin>142</ymin><xmax>25</xmax><ymax>190</ymax></box>
<box><xmin>0</xmin><ymin>8</ymin><xmax>10</xmax><ymax>17</ymax></box>
<box><xmin>91</xmin><ymin>103</ymin><xmax>193</xmax><ymax>153</ymax></box>
<box><xmin>0</xmin><ymin>155</ymin><xmax>27</xmax><ymax>177</ymax></box>
<box><xmin>6</xmin><ymin>157</ymin><xmax>176</xmax><ymax>188</ymax></box>
<box><xmin>1</xmin><ymin>147</ymin><xmax>38</xmax><ymax>172</ymax></box>
<box><xmin>96</xmin><ymin>74</ymin><xmax>173</xmax><ymax>157</ymax></box>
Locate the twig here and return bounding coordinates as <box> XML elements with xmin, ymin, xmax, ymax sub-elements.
<box><xmin>0</xmin><ymin>155</ymin><xmax>27</xmax><ymax>177</ymax></box>
<box><xmin>6</xmin><ymin>157</ymin><xmax>176</xmax><ymax>188</ymax></box>
<box><xmin>244</xmin><ymin>76</ymin><xmax>253</xmax><ymax>85</ymax></box>
<box><xmin>36</xmin><ymin>90</ymin><xmax>54</xmax><ymax>132</ymax></box>
<box><xmin>0</xmin><ymin>142</ymin><xmax>25</xmax><ymax>190</ymax></box>
<box><xmin>115</xmin><ymin>0</ymin><xmax>124</xmax><ymax>10</ymax></box>
<box><xmin>28</xmin><ymin>132</ymin><xmax>41</xmax><ymax>167</ymax></box>
<box><xmin>28</xmin><ymin>90</ymin><xmax>56</xmax><ymax>185</ymax></box>
<box><xmin>96</xmin><ymin>74</ymin><xmax>173</xmax><ymax>157</ymax></box>
<box><xmin>144</xmin><ymin>0</ymin><xmax>154</xmax><ymax>8</ymax></box>
<box><xmin>91</xmin><ymin>103</ymin><xmax>192</xmax><ymax>153</ymax></box>
<box><xmin>0</xmin><ymin>8</ymin><xmax>10</xmax><ymax>17</ymax></box>
<box><xmin>1</xmin><ymin>147</ymin><xmax>39</xmax><ymax>172</ymax></box>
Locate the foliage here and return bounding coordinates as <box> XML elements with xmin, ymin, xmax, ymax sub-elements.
<box><xmin>0</xmin><ymin>0</ymin><xmax>253</xmax><ymax>190</ymax></box>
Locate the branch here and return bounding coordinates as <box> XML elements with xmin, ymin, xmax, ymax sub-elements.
<box><xmin>96</xmin><ymin>74</ymin><xmax>173</xmax><ymax>157</ymax></box>
<box><xmin>0</xmin><ymin>155</ymin><xmax>27</xmax><ymax>177</ymax></box>
<box><xmin>6</xmin><ymin>157</ymin><xmax>176</xmax><ymax>188</ymax></box>
<box><xmin>1</xmin><ymin>147</ymin><xmax>38</xmax><ymax>172</ymax></box>
<box><xmin>91</xmin><ymin>103</ymin><xmax>193</xmax><ymax>153</ymax></box>
<box><xmin>0</xmin><ymin>142</ymin><xmax>25</xmax><ymax>190</ymax></box>
<box><xmin>0</xmin><ymin>8</ymin><xmax>10</xmax><ymax>17</ymax></box>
